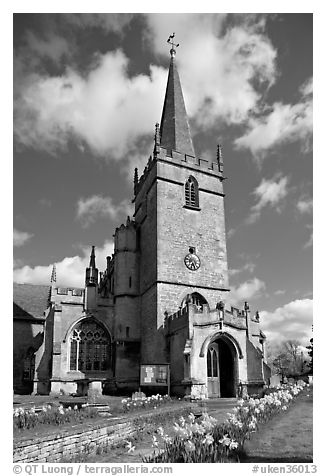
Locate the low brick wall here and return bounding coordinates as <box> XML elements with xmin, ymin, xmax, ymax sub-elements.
<box><xmin>13</xmin><ymin>404</ymin><xmax>191</xmax><ymax>463</ymax></box>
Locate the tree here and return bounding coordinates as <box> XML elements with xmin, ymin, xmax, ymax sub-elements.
<box><xmin>306</xmin><ymin>337</ymin><xmax>313</xmax><ymax>373</ymax></box>
<box><xmin>266</xmin><ymin>339</ymin><xmax>309</xmax><ymax>381</ymax></box>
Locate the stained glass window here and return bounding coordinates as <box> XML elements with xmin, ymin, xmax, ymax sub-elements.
<box><xmin>69</xmin><ymin>319</ymin><xmax>111</xmax><ymax>372</ymax></box>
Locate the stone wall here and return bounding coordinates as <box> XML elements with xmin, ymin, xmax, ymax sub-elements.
<box><xmin>13</xmin><ymin>406</ymin><xmax>188</xmax><ymax>463</ymax></box>
<box><xmin>13</xmin><ymin>419</ymin><xmax>136</xmax><ymax>463</ymax></box>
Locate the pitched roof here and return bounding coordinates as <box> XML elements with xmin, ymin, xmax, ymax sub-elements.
<box><xmin>13</xmin><ymin>283</ymin><xmax>48</xmax><ymax>320</ymax></box>
<box><xmin>160</xmin><ymin>55</ymin><xmax>195</xmax><ymax>157</ymax></box>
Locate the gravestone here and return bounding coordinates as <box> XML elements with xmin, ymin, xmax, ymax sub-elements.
<box><xmin>132</xmin><ymin>391</ymin><xmax>146</xmax><ymax>400</ymax></box>
<box><xmin>270</xmin><ymin>374</ymin><xmax>281</xmax><ymax>387</ymax></box>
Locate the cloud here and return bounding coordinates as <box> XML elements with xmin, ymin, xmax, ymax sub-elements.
<box><xmin>274</xmin><ymin>289</ymin><xmax>286</xmax><ymax>296</ymax></box>
<box><xmin>247</xmin><ymin>175</ymin><xmax>289</xmax><ymax>223</ymax></box>
<box><xmin>62</xmin><ymin>13</ymin><xmax>135</xmax><ymax>35</ymax></box>
<box><xmin>145</xmin><ymin>13</ymin><xmax>277</xmax><ymax>128</ymax></box>
<box><xmin>260</xmin><ymin>299</ymin><xmax>313</xmax><ymax>343</ymax></box>
<box><xmin>297</xmin><ymin>197</ymin><xmax>313</xmax><ymax>214</ymax></box>
<box><xmin>229</xmin><ymin>262</ymin><xmax>256</xmax><ymax>277</ymax></box>
<box><xmin>303</xmin><ymin>224</ymin><xmax>313</xmax><ymax>249</ymax></box>
<box><xmin>24</xmin><ymin>30</ymin><xmax>71</xmax><ymax>64</ymax></box>
<box><xmin>14</xmin><ymin>14</ymin><xmax>278</xmax><ymax>160</ymax></box>
<box><xmin>13</xmin><ymin>229</ymin><xmax>34</xmax><ymax>247</ymax></box>
<box><xmin>13</xmin><ymin>240</ymin><xmax>114</xmax><ymax>288</ymax></box>
<box><xmin>229</xmin><ymin>277</ymin><xmax>266</xmax><ymax>304</ymax></box>
<box><xmin>76</xmin><ymin>195</ymin><xmax>133</xmax><ymax>227</ymax></box>
<box><xmin>235</xmin><ymin>78</ymin><xmax>312</xmax><ymax>157</ymax></box>
<box><xmin>14</xmin><ymin>49</ymin><xmax>167</xmax><ymax>159</ymax></box>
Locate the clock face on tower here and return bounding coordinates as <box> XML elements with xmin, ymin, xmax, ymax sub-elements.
<box><xmin>184</xmin><ymin>252</ymin><xmax>201</xmax><ymax>271</ymax></box>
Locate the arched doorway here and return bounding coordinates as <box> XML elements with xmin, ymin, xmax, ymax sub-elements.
<box><xmin>207</xmin><ymin>337</ymin><xmax>237</xmax><ymax>398</ymax></box>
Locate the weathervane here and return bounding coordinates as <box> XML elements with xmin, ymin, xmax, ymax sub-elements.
<box><xmin>167</xmin><ymin>33</ymin><xmax>179</xmax><ymax>57</ymax></box>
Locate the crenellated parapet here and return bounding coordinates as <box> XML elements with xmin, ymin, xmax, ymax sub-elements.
<box><xmin>133</xmin><ymin>122</ymin><xmax>225</xmax><ymax>200</ymax></box>
<box><xmin>164</xmin><ymin>299</ymin><xmax>264</xmax><ymax>340</ymax></box>
<box><xmin>114</xmin><ymin>216</ymin><xmax>137</xmax><ymax>252</ymax></box>
<box><xmin>51</xmin><ymin>287</ymin><xmax>84</xmax><ymax>306</ymax></box>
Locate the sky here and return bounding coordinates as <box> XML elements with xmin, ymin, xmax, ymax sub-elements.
<box><xmin>12</xmin><ymin>12</ymin><xmax>313</xmax><ymax>346</ymax></box>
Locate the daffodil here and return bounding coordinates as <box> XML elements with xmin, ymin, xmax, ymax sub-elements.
<box><xmin>125</xmin><ymin>441</ymin><xmax>135</xmax><ymax>453</ymax></box>
<box><xmin>185</xmin><ymin>440</ymin><xmax>195</xmax><ymax>452</ymax></box>
<box><xmin>219</xmin><ymin>434</ymin><xmax>231</xmax><ymax>447</ymax></box>
<box><xmin>229</xmin><ymin>439</ymin><xmax>238</xmax><ymax>450</ymax></box>
<box><xmin>202</xmin><ymin>434</ymin><xmax>214</xmax><ymax>445</ymax></box>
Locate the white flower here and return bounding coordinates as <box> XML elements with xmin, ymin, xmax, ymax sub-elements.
<box><xmin>192</xmin><ymin>423</ymin><xmax>205</xmax><ymax>435</ymax></box>
<box><xmin>179</xmin><ymin>416</ymin><xmax>186</xmax><ymax>427</ymax></box>
<box><xmin>152</xmin><ymin>435</ymin><xmax>159</xmax><ymax>447</ymax></box>
<box><xmin>238</xmin><ymin>398</ymin><xmax>245</xmax><ymax>406</ymax></box>
<box><xmin>125</xmin><ymin>441</ymin><xmax>135</xmax><ymax>453</ymax></box>
<box><xmin>157</xmin><ymin>426</ymin><xmax>164</xmax><ymax>436</ymax></box>
<box><xmin>202</xmin><ymin>434</ymin><xmax>214</xmax><ymax>445</ymax></box>
<box><xmin>185</xmin><ymin>440</ymin><xmax>195</xmax><ymax>452</ymax></box>
<box><xmin>248</xmin><ymin>421</ymin><xmax>256</xmax><ymax>430</ymax></box>
<box><xmin>188</xmin><ymin>412</ymin><xmax>196</xmax><ymax>423</ymax></box>
<box><xmin>74</xmin><ymin>405</ymin><xmax>78</xmax><ymax>410</ymax></box>
<box><xmin>219</xmin><ymin>434</ymin><xmax>231</xmax><ymax>447</ymax></box>
<box><xmin>163</xmin><ymin>435</ymin><xmax>172</xmax><ymax>444</ymax></box>
<box><xmin>229</xmin><ymin>439</ymin><xmax>239</xmax><ymax>450</ymax></box>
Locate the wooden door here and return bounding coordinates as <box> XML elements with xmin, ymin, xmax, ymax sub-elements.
<box><xmin>207</xmin><ymin>344</ymin><xmax>220</xmax><ymax>397</ymax></box>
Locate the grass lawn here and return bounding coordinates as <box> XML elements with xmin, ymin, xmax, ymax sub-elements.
<box><xmin>241</xmin><ymin>387</ymin><xmax>313</xmax><ymax>463</ymax></box>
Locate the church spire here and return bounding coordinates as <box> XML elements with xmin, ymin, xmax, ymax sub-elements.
<box><xmin>85</xmin><ymin>245</ymin><xmax>98</xmax><ymax>286</ymax></box>
<box><xmin>159</xmin><ymin>34</ymin><xmax>195</xmax><ymax>157</ymax></box>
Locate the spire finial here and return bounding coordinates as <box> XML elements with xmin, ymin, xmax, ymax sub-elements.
<box><xmin>50</xmin><ymin>264</ymin><xmax>56</xmax><ymax>284</ymax></box>
<box><xmin>86</xmin><ymin>246</ymin><xmax>98</xmax><ymax>286</ymax></box>
<box><xmin>167</xmin><ymin>33</ymin><xmax>179</xmax><ymax>58</ymax></box>
<box><xmin>89</xmin><ymin>245</ymin><xmax>96</xmax><ymax>268</ymax></box>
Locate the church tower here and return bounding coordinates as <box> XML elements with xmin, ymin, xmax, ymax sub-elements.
<box><xmin>134</xmin><ymin>38</ymin><xmax>229</xmax><ymax>365</ymax></box>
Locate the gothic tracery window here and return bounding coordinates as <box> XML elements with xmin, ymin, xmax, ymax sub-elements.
<box><xmin>69</xmin><ymin>319</ymin><xmax>111</xmax><ymax>372</ymax></box>
<box><xmin>185</xmin><ymin>176</ymin><xmax>199</xmax><ymax>208</ymax></box>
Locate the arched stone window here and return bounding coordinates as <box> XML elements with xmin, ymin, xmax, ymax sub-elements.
<box><xmin>185</xmin><ymin>176</ymin><xmax>199</xmax><ymax>208</ymax></box>
<box><xmin>181</xmin><ymin>292</ymin><xmax>208</xmax><ymax>311</ymax></box>
<box><xmin>69</xmin><ymin>319</ymin><xmax>111</xmax><ymax>372</ymax></box>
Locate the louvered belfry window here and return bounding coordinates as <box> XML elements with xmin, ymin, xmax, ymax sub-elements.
<box><xmin>185</xmin><ymin>176</ymin><xmax>199</xmax><ymax>208</ymax></box>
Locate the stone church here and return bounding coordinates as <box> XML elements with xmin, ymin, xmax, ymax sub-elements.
<box><xmin>13</xmin><ymin>43</ymin><xmax>271</xmax><ymax>398</ymax></box>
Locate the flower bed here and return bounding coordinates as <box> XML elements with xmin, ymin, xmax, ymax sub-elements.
<box><xmin>144</xmin><ymin>382</ymin><xmax>308</xmax><ymax>463</ymax></box>
<box><xmin>121</xmin><ymin>394</ymin><xmax>171</xmax><ymax>412</ymax></box>
<box><xmin>13</xmin><ymin>404</ymin><xmax>99</xmax><ymax>432</ymax></box>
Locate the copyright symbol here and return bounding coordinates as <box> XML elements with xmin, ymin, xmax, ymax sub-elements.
<box><xmin>13</xmin><ymin>466</ymin><xmax>22</xmax><ymax>474</ymax></box>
